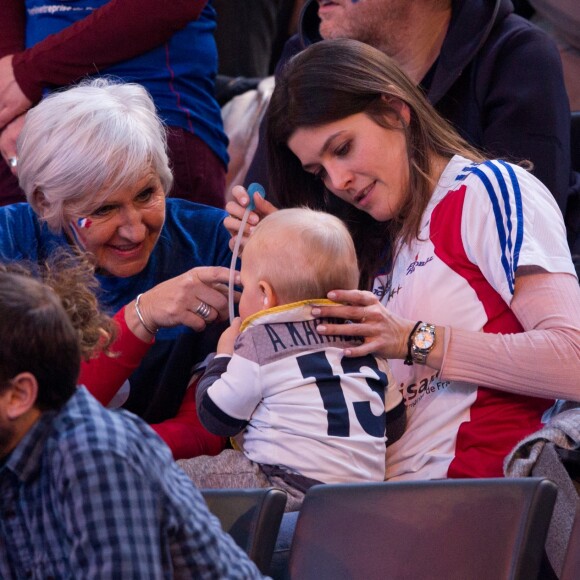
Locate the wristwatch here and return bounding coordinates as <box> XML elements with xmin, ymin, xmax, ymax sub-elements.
<box><xmin>409</xmin><ymin>322</ymin><xmax>436</xmax><ymax>365</ymax></box>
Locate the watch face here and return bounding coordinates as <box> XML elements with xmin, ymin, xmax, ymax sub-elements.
<box><xmin>414</xmin><ymin>329</ymin><xmax>434</xmax><ymax>350</ymax></box>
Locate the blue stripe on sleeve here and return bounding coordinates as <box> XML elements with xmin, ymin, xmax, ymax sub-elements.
<box><xmin>470</xmin><ymin>165</ymin><xmax>515</xmax><ymax>294</ymax></box>
<box><xmin>498</xmin><ymin>160</ymin><xmax>524</xmax><ymax>274</ymax></box>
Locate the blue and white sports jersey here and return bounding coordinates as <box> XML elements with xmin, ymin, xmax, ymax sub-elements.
<box><xmin>380</xmin><ymin>155</ymin><xmax>575</xmax><ymax>481</ymax></box>
<box><xmin>206</xmin><ymin>300</ymin><xmax>396</xmax><ymax>484</ymax></box>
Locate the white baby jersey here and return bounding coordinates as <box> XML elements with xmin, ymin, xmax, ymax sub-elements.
<box><xmin>207</xmin><ymin>300</ymin><xmax>396</xmax><ymax>484</ymax></box>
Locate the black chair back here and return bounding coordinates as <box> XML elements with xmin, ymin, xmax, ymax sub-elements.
<box><xmin>288</xmin><ymin>478</ymin><xmax>557</xmax><ymax>580</ymax></box>
<box><xmin>201</xmin><ymin>487</ymin><xmax>287</xmax><ymax>574</ymax></box>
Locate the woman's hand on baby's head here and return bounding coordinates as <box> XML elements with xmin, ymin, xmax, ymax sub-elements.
<box><xmin>224</xmin><ymin>185</ymin><xmax>278</xmax><ymax>254</ymax></box>
<box><xmin>217</xmin><ymin>317</ymin><xmax>243</xmax><ymax>355</ymax></box>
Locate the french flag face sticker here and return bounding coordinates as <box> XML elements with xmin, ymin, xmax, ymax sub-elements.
<box><xmin>77</xmin><ymin>217</ymin><xmax>92</xmax><ymax>229</ymax></box>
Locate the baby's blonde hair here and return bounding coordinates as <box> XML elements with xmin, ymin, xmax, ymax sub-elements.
<box><xmin>244</xmin><ymin>207</ymin><xmax>359</xmax><ymax>304</ymax></box>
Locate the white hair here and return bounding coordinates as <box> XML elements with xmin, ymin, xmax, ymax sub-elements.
<box><xmin>17</xmin><ymin>78</ymin><xmax>173</xmax><ymax>232</ymax></box>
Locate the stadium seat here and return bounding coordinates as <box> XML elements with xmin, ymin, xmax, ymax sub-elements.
<box><xmin>288</xmin><ymin>478</ymin><xmax>557</xmax><ymax>580</ymax></box>
<box><xmin>201</xmin><ymin>487</ymin><xmax>287</xmax><ymax>574</ymax></box>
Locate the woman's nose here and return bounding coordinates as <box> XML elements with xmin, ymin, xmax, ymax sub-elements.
<box><xmin>118</xmin><ymin>206</ymin><xmax>146</xmax><ymax>239</ymax></box>
<box><xmin>326</xmin><ymin>163</ymin><xmax>353</xmax><ymax>192</ymax></box>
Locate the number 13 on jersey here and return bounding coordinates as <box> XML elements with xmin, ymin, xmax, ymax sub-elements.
<box><xmin>296</xmin><ymin>351</ymin><xmax>387</xmax><ymax>438</ymax></box>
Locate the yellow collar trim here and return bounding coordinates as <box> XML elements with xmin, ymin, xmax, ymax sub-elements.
<box><xmin>240</xmin><ymin>298</ymin><xmax>340</xmax><ymax>332</ymax></box>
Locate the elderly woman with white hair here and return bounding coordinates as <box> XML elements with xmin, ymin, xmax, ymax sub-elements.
<box><xmin>0</xmin><ymin>78</ymin><xmax>233</xmax><ymax>459</ymax></box>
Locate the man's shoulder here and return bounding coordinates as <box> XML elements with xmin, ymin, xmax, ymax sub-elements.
<box><xmin>487</xmin><ymin>7</ymin><xmax>560</xmax><ymax>57</ymax></box>
<box><xmin>475</xmin><ymin>1</ymin><xmax>560</xmax><ymax>68</ymax></box>
<box><xmin>443</xmin><ymin>0</ymin><xmax>558</xmax><ymax>68</ymax></box>
<box><xmin>51</xmin><ymin>388</ymin><xmax>171</xmax><ymax>469</ymax></box>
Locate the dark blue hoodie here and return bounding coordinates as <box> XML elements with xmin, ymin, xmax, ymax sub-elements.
<box><xmin>245</xmin><ymin>0</ymin><xmax>578</xmax><ymax>246</ymax></box>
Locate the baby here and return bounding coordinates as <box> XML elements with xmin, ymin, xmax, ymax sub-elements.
<box><xmin>178</xmin><ymin>208</ymin><xmax>402</xmax><ymax>510</ymax></box>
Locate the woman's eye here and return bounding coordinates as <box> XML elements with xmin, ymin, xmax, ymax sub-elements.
<box><xmin>335</xmin><ymin>142</ymin><xmax>350</xmax><ymax>157</ymax></box>
<box><xmin>136</xmin><ymin>187</ymin><xmax>154</xmax><ymax>202</ymax></box>
<box><xmin>91</xmin><ymin>205</ymin><xmax>115</xmax><ymax>217</ymax></box>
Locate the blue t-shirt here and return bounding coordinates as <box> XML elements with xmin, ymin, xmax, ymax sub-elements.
<box><xmin>24</xmin><ymin>0</ymin><xmax>228</xmax><ymax>167</ymax></box>
<box><xmin>0</xmin><ymin>199</ymin><xmax>233</xmax><ymax>422</ymax></box>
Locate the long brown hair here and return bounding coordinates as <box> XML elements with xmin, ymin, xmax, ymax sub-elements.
<box><xmin>267</xmin><ymin>38</ymin><xmax>484</xmax><ymax>288</ymax></box>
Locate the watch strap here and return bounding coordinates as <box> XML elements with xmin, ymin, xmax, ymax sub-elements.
<box><xmin>411</xmin><ymin>346</ymin><xmax>430</xmax><ymax>365</ymax></box>
<box><xmin>404</xmin><ymin>321</ymin><xmax>422</xmax><ymax>366</ymax></box>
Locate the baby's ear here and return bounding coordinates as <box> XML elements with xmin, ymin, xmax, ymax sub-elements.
<box><xmin>260</xmin><ymin>281</ymin><xmax>278</xmax><ymax>308</ymax></box>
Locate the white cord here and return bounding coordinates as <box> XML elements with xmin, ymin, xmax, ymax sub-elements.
<box><xmin>228</xmin><ymin>183</ymin><xmax>266</xmax><ymax>325</ymax></box>
<box><xmin>228</xmin><ymin>206</ymin><xmax>251</xmax><ymax>325</ymax></box>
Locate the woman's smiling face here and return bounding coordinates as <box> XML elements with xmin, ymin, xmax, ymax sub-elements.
<box><xmin>287</xmin><ymin>111</ymin><xmax>410</xmax><ymax>222</ymax></box>
<box><xmin>66</xmin><ymin>168</ymin><xmax>166</xmax><ymax>277</ymax></box>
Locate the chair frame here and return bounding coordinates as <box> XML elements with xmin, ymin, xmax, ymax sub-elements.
<box><xmin>288</xmin><ymin>478</ymin><xmax>557</xmax><ymax>580</ymax></box>
<box><xmin>201</xmin><ymin>486</ymin><xmax>287</xmax><ymax>574</ymax></box>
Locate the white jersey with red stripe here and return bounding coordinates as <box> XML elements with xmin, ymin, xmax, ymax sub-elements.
<box><xmin>378</xmin><ymin>155</ymin><xmax>575</xmax><ymax>481</ymax></box>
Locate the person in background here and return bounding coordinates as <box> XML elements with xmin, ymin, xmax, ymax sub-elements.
<box><xmin>0</xmin><ymin>269</ymin><xmax>264</xmax><ymax>579</ymax></box>
<box><xmin>215</xmin><ymin>1</ymin><xmax>308</xmax><ymax>195</ymax></box>
<box><xmin>520</xmin><ymin>0</ymin><xmax>580</xmax><ymax>110</ymax></box>
<box><xmin>214</xmin><ymin>0</ymin><xmax>307</xmax><ymax>79</ymax></box>
<box><xmin>244</xmin><ymin>0</ymin><xmax>578</xmax><ymax>251</ymax></box>
<box><xmin>0</xmin><ymin>0</ymin><xmax>228</xmax><ymax>208</ymax></box>
<box><xmin>512</xmin><ymin>0</ymin><xmax>580</xmax><ymax>263</ymax></box>
<box><xmin>179</xmin><ymin>208</ymin><xmax>403</xmax><ymax>511</ymax></box>
<box><xmin>0</xmin><ymin>78</ymin><xmax>234</xmax><ymax>460</ymax></box>
<box><xmin>227</xmin><ymin>39</ymin><xmax>580</xmax><ymax>481</ymax></box>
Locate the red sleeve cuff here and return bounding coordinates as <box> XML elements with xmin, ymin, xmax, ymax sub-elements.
<box><xmin>151</xmin><ymin>374</ymin><xmax>227</xmax><ymax>459</ymax></box>
<box><xmin>79</xmin><ymin>306</ymin><xmax>153</xmax><ymax>405</ymax></box>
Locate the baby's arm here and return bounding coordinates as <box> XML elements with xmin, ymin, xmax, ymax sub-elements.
<box><xmin>196</xmin><ymin>322</ymin><xmax>262</xmax><ymax>436</ymax></box>
<box><xmin>216</xmin><ymin>317</ymin><xmax>242</xmax><ymax>355</ymax></box>
<box><xmin>196</xmin><ymin>356</ymin><xmax>249</xmax><ymax>436</ymax></box>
